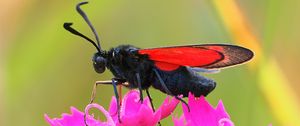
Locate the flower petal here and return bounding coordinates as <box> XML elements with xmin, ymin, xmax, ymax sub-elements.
<box><xmin>172</xmin><ymin>115</ymin><xmax>186</xmax><ymax>126</ymax></box>
<box><xmin>115</xmin><ymin>90</ymin><xmax>161</xmax><ymax>126</ymax></box>
<box><xmin>218</xmin><ymin>118</ymin><xmax>234</xmax><ymax>126</ymax></box>
<box><xmin>215</xmin><ymin>100</ymin><xmax>230</xmax><ymax>119</ymax></box>
<box><xmin>176</xmin><ymin>93</ymin><xmax>234</xmax><ymax>126</ymax></box>
<box><xmin>45</xmin><ymin>114</ymin><xmax>60</xmax><ymax>126</ymax></box>
<box><xmin>108</xmin><ymin>96</ymin><xmax>118</xmax><ymax>123</ymax></box>
<box><xmin>121</xmin><ymin>90</ymin><xmax>145</xmax><ymax>116</ymax></box>
<box><xmin>158</xmin><ymin>96</ymin><xmax>180</xmax><ymax>119</ymax></box>
<box><xmin>120</xmin><ymin>104</ymin><xmax>161</xmax><ymax>126</ymax></box>
<box><xmin>85</xmin><ymin>103</ymin><xmax>115</xmax><ymax>126</ymax></box>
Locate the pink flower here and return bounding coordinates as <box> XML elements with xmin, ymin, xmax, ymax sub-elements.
<box><xmin>45</xmin><ymin>90</ymin><xmax>180</xmax><ymax>126</ymax></box>
<box><xmin>172</xmin><ymin>93</ymin><xmax>234</xmax><ymax>126</ymax></box>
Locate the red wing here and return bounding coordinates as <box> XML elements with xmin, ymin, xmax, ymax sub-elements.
<box><xmin>138</xmin><ymin>44</ymin><xmax>254</xmax><ymax>71</ymax></box>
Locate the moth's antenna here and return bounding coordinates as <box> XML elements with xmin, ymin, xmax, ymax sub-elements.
<box><xmin>63</xmin><ymin>23</ymin><xmax>101</xmax><ymax>52</ymax></box>
<box><xmin>76</xmin><ymin>1</ymin><xmax>102</xmax><ymax>50</ymax></box>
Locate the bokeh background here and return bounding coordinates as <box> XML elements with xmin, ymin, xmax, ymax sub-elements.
<box><xmin>1</xmin><ymin>0</ymin><xmax>300</xmax><ymax>125</ymax></box>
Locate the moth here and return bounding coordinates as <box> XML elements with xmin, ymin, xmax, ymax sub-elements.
<box><xmin>64</xmin><ymin>1</ymin><xmax>253</xmax><ymax>123</ymax></box>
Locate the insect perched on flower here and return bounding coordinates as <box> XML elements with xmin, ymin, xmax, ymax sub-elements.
<box><xmin>64</xmin><ymin>1</ymin><xmax>253</xmax><ymax>123</ymax></box>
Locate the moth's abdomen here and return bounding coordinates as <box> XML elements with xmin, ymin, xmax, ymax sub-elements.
<box><xmin>152</xmin><ymin>66</ymin><xmax>216</xmax><ymax>97</ymax></box>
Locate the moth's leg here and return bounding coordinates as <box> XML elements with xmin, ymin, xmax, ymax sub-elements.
<box><xmin>118</xmin><ymin>85</ymin><xmax>122</xmax><ymax>106</ymax></box>
<box><xmin>146</xmin><ymin>89</ymin><xmax>155</xmax><ymax>112</ymax></box>
<box><xmin>85</xmin><ymin>80</ymin><xmax>115</xmax><ymax>126</ymax></box>
<box><xmin>146</xmin><ymin>89</ymin><xmax>162</xmax><ymax>126</ymax></box>
<box><xmin>89</xmin><ymin>80</ymin><xmax>112</xmax><ymax>104</ymax></box>
<box><xmin>153</xmin><ymin>69</ymin><xmax>190</xmax><ymax>112</ymax></box>
<box><xmin>112</xmin><ymin>78</ymin><xmax>122</xmax><ymax>123</ymax></box>
<box><xmin>136</xmin><ymin>73</ymin><xmax>144</xmax><ymax>103</ymax></box>
<box><xmin>89</xmin><ymin>79</ymin><xmax>127</xmax><ymax>104</ymax></box>
<box><xmin>85</xmin><ymin>79</ymin><xmax>123</xmax><ymax>126</ymax></box>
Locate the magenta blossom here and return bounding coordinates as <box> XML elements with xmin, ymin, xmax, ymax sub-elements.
<box><xmin>45</xmin><ymin>90</ymin><xmax>179</xmax><ymax>126</ymax></box>
<box><xmin>172</xmin><ymin>93</ymin><xmax>234</xmax><ymax>126</ymax></box>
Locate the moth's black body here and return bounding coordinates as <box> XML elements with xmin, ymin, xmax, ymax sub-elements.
<box><xmin>96</xmin><ymin>45</ymin><xmax>216</xmax><ymax>97</ymax></box>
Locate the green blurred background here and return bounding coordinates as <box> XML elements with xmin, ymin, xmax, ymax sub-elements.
<box><xmin>1</xmin><ymin>0</ymin><xmax>300</xmax><ymax>125</ymax></box>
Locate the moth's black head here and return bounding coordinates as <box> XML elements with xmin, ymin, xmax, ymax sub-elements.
<box><xmin>92</xmin><ymin>53</ymin><xmax>107</xmax><ymax>74</ymax></box>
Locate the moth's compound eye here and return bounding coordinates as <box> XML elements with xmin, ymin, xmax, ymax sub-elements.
<box><xmin>92</xmin><ymin>54</ymin><xmax>106</xmax><ymax>74</ymax></box>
